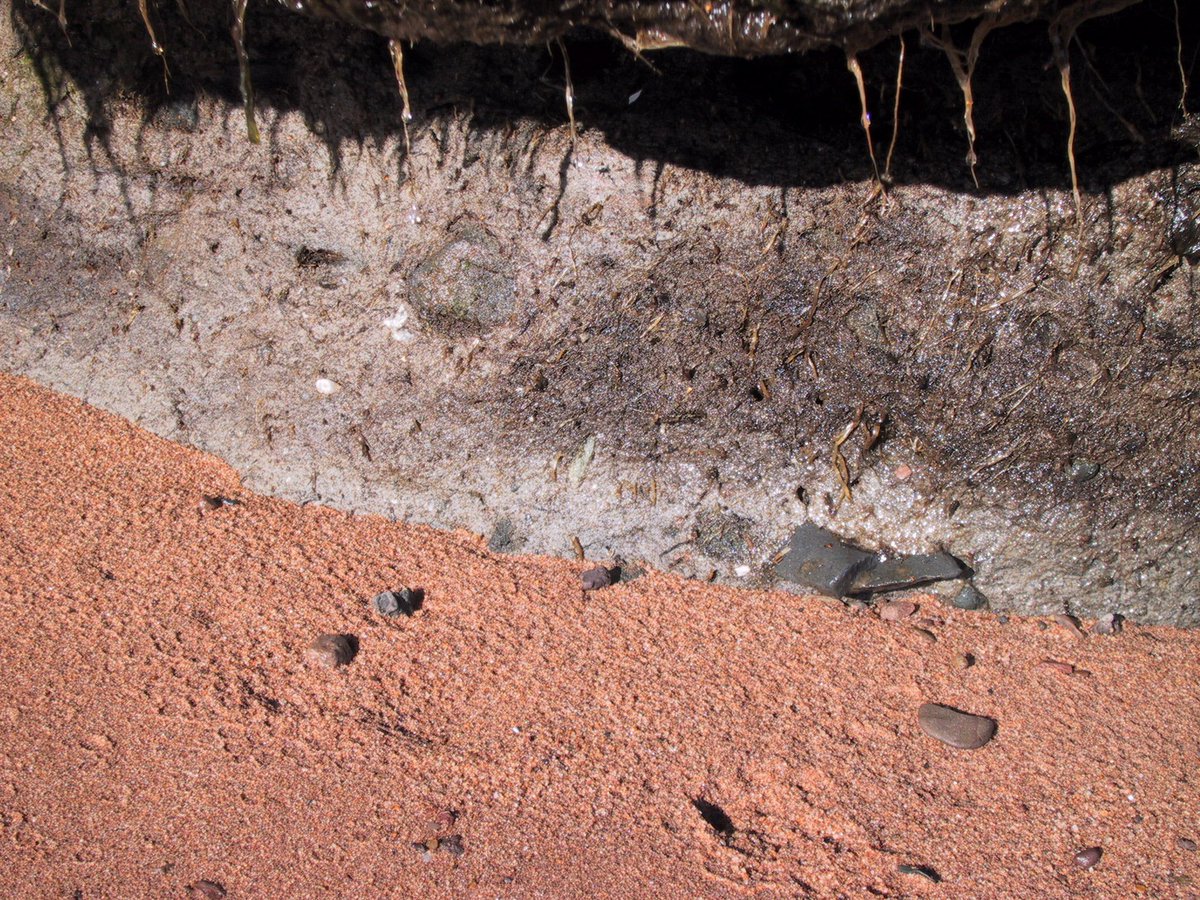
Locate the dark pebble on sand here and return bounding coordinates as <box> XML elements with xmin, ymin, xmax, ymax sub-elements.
<box><xmin>373</xmin><ymin>588</ymin><xmax>420</xmax><ymax>617</ymax></box>
<box><xmin>305</xmin><ymin>633</ymin><xmax>356</xmax><ymax>668</ymax></box>
<box><xmin>1074</xmin><ymin>847</ymin><xmax>1102</xmax><ymax>869</ymax></box>
<box><xmin>951</xmin><ymin>584</ymin><xmax>988</xmax><ymax>610</ymax></box>
<box><xmin>917</xmin><ymin>702</ymin><xmax>996</xmax><ymax>749</ymax></box>
<box><xmin>187</xmin><ymin>882</ymin><xmax>227</xmax><ymax>899</ymax></box>
<box><xmin>199</xmin><ymin>495</ymin><xmax>240</xmax><ymax>511</ymax></box>
<box><xmin>897</xmin><ymin>864</ymin><xmax>941</xmax><ymax>883</ymax></box>
<box><xmin>581</xmin><ymin>566</ymin><xmax>615</xmax><ymax>591</ymax></box>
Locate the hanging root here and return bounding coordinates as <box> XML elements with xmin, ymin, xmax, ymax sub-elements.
<box><xmin>845</xmin><ymin>52</ymin><xmax>882</xmax><ymax>191</ymax></box>
<box><xmin>1053</xmin><ymin>39</ymin><xmax>1082</xmax><ymax>226</ymax></box>
<box><xmin>921</xmin><ymin>14</ymin><xmax>1011</xmax><ymax>187</ymax></box>
<box><xmin>387</xmin><ymin>39</ymin><xmax>414</xmax><ymax>157</ymax></box>
<box><xmin>232</xmin><ymin>0</ymin><xmax>259</xmax><ymax>143</ymax></box>
<box><xmin>556</xmin><ymin>38</ymin><xmax>577</xmax><ymax>144</ymax></box>
<box><xmin>1046</xmin><ymin>1</ymin><xmax>1141</xmax><ymax>229</ymax></box>
<box><xmin>28</xmin><ymin>0</ymin><xmax>68</xmax><ymax>32</ymax></box>
<box><xmin>883</xmin><ymin>34</ymin><xmax>905</xmax><ymax>184</ymax></box>
<box><xmin>1175</xmin><ymin>0</ymin><xmax>1189</xmax><ymax>111</ymax></box>
<box><xmin>137</xmin><ymin>0</ymin><xmax>170</xmax><ymax>87</ymax></box>
<box><xmin>1048</xmin><ymin>12</ymin><xmax>1087</xmax><ymax>228</ymax></box>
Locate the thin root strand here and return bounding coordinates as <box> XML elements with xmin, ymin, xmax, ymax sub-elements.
<box><xmin>846</xmin><ymin>52</ymin><xmax>883</xmax><ymax>193</ymax></box>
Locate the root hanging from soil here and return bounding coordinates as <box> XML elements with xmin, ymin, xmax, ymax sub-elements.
<box><xmin>884</xmin><ymin>34</ymin><xmax>905</xmax><ymax>183</ymax></box>
<box><xmin>556</xmin><ymin>38</ymin><xmax>577</xmax><ymax>143</ymax></box>
<box><xmin>1051</xmin><ymin>36</ymin><xmax>1082</xmax><ymax>225</ymax></box>
<box><xmin>27</xmin><ymin>0</ymin><xmax>67</xmax><ymax>32</ymax></box>
<box><xmin>845</xmin><ymin>52</ymin><xmax>882</xmax><ymax>190</ymax></box>
<box><xmin>1175</xmin><ymin>0</ymin><xmax>1190</xmax><ymax>111</ymax></box>
<box><xmin>388</xmin><ymin>39</ymin><xmax>414</xmax><ymax>157</ymax></box>
<box><xmin>231</xmin><ymin>0</ymin><xmax>259</xmax><ymax>143</ymax></box>
<box><xmin>921</xmin><ymin>14</ymin><xmax>1012</xmax><ymax>188</ymax></box>
<box><xmin>1046</xmin><ymin>0</ymin><xmax>1141</xmax><ymax>229</ymax></box>
<box><xmin>137</xmin><ymin>0</ymin><xmax>170</xmax><ymax>87</ymax></box>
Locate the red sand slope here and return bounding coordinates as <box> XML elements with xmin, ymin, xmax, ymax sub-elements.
<box><xmin>0</xmin><ymin>373</ymin><xmax>1197</xmax><ymax>898</ymax></box>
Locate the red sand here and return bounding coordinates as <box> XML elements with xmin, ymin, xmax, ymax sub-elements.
<box><xmin>1</xmin><ymin>372</ymin><xmax>1197</xmax><ymax>898</ymax></box>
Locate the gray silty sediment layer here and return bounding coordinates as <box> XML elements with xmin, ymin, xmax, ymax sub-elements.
<box><xmin>1</xmin><ymin>0</ymin><xmax>1198</xmax><ymax>624</ymax></box>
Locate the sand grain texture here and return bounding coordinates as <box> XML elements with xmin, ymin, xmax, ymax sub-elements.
<box><xmin>0</xmin><ymin>373</ymin><xmax>1197</xmax><ymax>897</ymax></box>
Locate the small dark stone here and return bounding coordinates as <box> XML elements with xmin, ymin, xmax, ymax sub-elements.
<box><xmin>441</xmin><ymin>834</ymin><xmax>465</xmax><ymax>856</ymax></box>
<box><xmin>487</xmin><ymin>518</ymin><xmax>517</xmax><ymax>553</ymax></box>
<box><xmin>897</xmin><ymin>864</ymin><xmax>942</xmax><ymax>883</ymax></box>
<box><xmin>305</xmin><ymin>633</ymin><xmax>356</xmax><ymax>667</ymax></box>
<box><xmin>295</xmin><ymin>246</ymin><xmax>347</xmax><ymax>268</ymax></box>
<box><xmin>850</xmin><ymin>552</ymin><xmax>967</xmax><ymax>594</ymax></box>
<box><xmin>917</xmin><ymin>702</ymin><xmax>997</xmax><ymax>750</ymax></box>
<box><xmin>187</xmin><ymin>881</ymin><xmax>227</xmax><ymax>900</ymax></box>
<box><xmin>199</xmin><ymin>494</ymin><xmax>241</xmax><ymax>511</ymax></box>
<box><xmin>581</xmin><ymin>566</ymin><xmax>615</xmax><ymax>591</ymax></box>
<box><xmin>773</xmin><ymin>523</ymin><xmax>875</xmax><ymax>598</ymax></box>
<box><xmin>1177</xmin><ymin>837</ymin><xmax>1197</xmax><ymax>852</ymax></box>
<box><xmin>951</xmin><ymin>583</ymin><xmax>988</xmax><ymax>610</ymax></box>
<box><xmin>1069</xmin><ymin>458</ymin><xmax>1101</xmax><ymax>483</ymax></box>
<box><xmin>373</xmin><ymin>588</ymin><xmax>420</xmax><ymax>617</ymax></box>
<box><xmin>1074</xmin><ymin>847</ymin><xmax>1102</xmax><ymax>869</ymax></box>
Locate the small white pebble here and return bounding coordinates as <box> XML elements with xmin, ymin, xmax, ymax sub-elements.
<box><xmin>383</xmin><ymin>306</ymin><xmax>414</xmax><ymax>342</ymax></box>
<box><xmin>628</xmin><ymin>90</ymin><xmax>642</xmax><ymax>105</ymax></box>
<box><xmin>734</xmin><ymin>565</ymin><xmax>751</xmax><ymax>577</ymax></box>
<box><xmin>314</xmin><ymin>378</ymin><xmax>338</xmax><ymax>395</ymax></box>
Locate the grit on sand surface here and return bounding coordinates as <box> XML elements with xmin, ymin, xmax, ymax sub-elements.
<box><xmin>0</xmin><ymin>372</ymin><xmax>1197</xmax><ymax>899</ymax></box>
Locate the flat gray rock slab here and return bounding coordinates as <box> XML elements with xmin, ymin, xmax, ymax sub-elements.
<box><xmin>850</xmin><ymin>553</ymin><xmax>967</xmax><ymax>594</ymax></box>
<box><xmin>917</xmin><ymin>703</ymin><xmax>997</xmax><ymax>750</ymax></box>
<box><xmin>773</xmin><ymin>523</ymin><xmax>876</xmax><ymax>598</ymax></box>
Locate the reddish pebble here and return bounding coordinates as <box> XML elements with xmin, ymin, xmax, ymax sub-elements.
<box><xmin>1039</xmin><ymin>659</ymin><xmax>1076</xmax><ymax>675</ymax></box>
<box><xmin>188</xmin><ymin>881</ymin><xmax>227</xmax><ymax>899</ymax></box>
<box><xmin>1053</xmin><ymin>614</ymin><xmax>1086</xmax><ymax>639</ymax></box>
<box><xmin>1074</xmin><ymin>847</ymin><xmax>1102</xmax><ymax>869</ymax></box>
<box><xmin>879</xmin><ymin>600</ymin><xmax>917</xmax><ymax>621</ymax></box>
<box><xmin>305</xmin><ymin>633</ymin><xmax>355</xmax><ymax>668</ymax></box>
<box><xmin>894</xmin><ymin>464</ymin><xmax>913</xmax><ymax>481</ymax></box>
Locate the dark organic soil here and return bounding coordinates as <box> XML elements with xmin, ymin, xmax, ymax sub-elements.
<box><xmin>1</xmin><ymin>0</ymin><xmax>1198</xmax><ymax>623</ymax></box>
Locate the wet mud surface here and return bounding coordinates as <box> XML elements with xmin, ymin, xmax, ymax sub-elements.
<box><xmin>1</xmin><ymin>0</ymin><xmax>1198</xmax><ymax>622</ymax></box>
